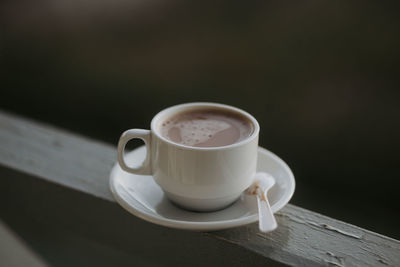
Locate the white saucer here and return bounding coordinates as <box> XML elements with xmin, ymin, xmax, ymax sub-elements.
<box><xmin>109</xmin><ymin>146</ymin><xmax>295</xmax><ymax>231</ymax></box>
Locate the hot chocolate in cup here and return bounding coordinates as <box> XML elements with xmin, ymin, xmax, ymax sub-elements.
<box><xmin>159</xmin><ymin>108</ymin><xmax>254</xmax><ymax>148</ymax></box>
<box><xmin>117</xmin><ymin>103</ymin><xmax>260</xmax><ymax>211</ymax></box>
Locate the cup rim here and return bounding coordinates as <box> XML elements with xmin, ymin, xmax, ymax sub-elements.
<box><xmin>150</xmin><ymin>102</ymin><xmax>260</xmax><ymax>151</ymax></box>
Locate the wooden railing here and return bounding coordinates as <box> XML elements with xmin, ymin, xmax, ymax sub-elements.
<box><xmin>1</xmin><ymin>111</ymin><xmax>399</xmax><ymax>266</ymax></box>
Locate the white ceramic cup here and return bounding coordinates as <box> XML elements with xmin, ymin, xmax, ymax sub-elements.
<box><xmin>117</xmin><ymin>102</ymin><xmax>260</xmax><ymax>211</ymax></box>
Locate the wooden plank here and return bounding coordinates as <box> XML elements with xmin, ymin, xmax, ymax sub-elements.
<box><xmin>1</xmin><ymin>110</ymin><xmax>399</xmax><ymax>266</ymax></box>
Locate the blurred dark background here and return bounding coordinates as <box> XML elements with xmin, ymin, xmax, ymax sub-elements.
<box><xmin>1</xmin><ymin>0</ymin><xmax>399</xmax><ymax>242</ymax></box>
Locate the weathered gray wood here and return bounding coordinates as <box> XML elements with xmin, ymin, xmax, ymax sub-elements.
<box><xmin>1</xmin><ymin>110</ymin><xmax>399</xmax><ymax>267</ymax></box>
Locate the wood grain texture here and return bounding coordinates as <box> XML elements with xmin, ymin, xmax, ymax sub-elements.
<box><xmin>1</xmin><ymin>110</ymin><xmax>399</xmax><ymax>266</ymax></box>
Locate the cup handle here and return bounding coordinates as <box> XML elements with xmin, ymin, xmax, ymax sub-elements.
<box><xmin>117</xmin><ymin>129</ymin><xmax>152</xmax><ymax>175</ymax></box>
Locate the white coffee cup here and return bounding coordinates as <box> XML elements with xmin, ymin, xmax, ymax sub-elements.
<box><xmin>117</xmin><ymin>102</ymin><xmax>260</xmax><ymax>211</ymax></box>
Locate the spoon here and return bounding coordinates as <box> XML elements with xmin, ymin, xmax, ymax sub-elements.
<box><xmin>247</xmin><ymin>172</ymin><xmax>277</xmax><ymax>232</ymax></box>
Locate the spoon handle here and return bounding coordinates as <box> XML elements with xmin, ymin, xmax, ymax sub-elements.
<box><xmin>257</xmin><ymin>194</ymin><xmax>278</xmax><ymax>232</ymax></box>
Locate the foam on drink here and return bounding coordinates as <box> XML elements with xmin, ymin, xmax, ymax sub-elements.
<box><xmin>160</xmin><ymin>108</ymin><xmax>253</xmax><ymax>147</ymax></box>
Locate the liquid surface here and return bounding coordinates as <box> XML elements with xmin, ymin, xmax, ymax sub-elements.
<box><xmin>160</xmin><ymin>109</ymin><xmax>253</xmax><ymax>147</ymax></box>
